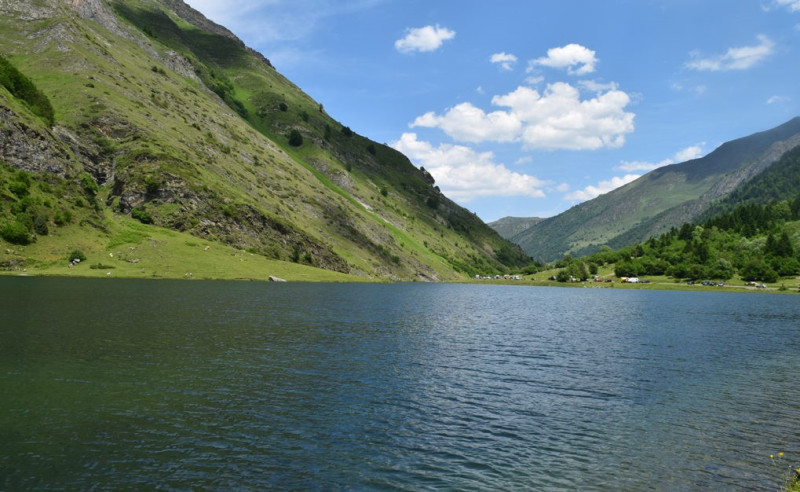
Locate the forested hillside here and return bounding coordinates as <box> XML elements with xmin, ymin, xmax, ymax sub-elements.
<box><xmin>550</xmin><ymin>193</ymin><xmax>800</xmax><ymax>285</ymax></box>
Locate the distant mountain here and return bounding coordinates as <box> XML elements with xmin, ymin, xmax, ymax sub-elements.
<box><xmin>509</xmin><ymin>117</ymin><xmax>800</xmax><ymax>261</ymax></box>
<box><xmin>488</xmin><ymin>216</ymin><xmax>544</xmax><ymax>240</ymax></box>
<box><xmin>0</xmin><ymin>0</ymin><xmax>529</xmax><ymax>280</ymax></box>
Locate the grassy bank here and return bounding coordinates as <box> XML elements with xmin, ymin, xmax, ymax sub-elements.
<box><xmin>0</xmin><ymin>214</ymin><xmax>371</xmax><ymax>283</ymax></box>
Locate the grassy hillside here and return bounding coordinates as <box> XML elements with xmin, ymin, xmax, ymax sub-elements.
<box><xmin>511</xmin><ymin>117</ymin><xmax>800</xmax><ymax>262</ymax></box>
<box><xmin>0</xmin><ymin>0</ymin><xmax>529</xmax><ymax>280</ymax></box>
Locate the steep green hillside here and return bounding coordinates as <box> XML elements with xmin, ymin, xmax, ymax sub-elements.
<box><xmin>0</xmin><ymin>0</ymin><xmax>529</xmax><ymax>280</ymax></box>
<box><xmin>511</xmin><ymin>117</ymin><xmax>800</xmax><ymax>261</ymax></box>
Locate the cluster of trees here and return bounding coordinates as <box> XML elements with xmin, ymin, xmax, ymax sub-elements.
<box><xmin>549</xmin><ymin>194</ymin><xmax>800</xmax><ymax>283</ymax></box>
<box><xmin>0</xmin><ymin>55</ymin><xmax>55</xmax><ymax>126</ymax></box>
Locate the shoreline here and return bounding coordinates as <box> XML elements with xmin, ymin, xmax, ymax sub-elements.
<box><xmin>2</xmin><ymin>269</ymin><xmax>798</xmax><ymax>294</ymax></box>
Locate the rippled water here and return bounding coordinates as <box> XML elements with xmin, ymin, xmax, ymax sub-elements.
<box><xmin>1</xmin><ymin>277</ymin><xmax>798</xmax><ymax>490</ymax></box>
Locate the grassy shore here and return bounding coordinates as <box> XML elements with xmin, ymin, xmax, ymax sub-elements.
<box><xmin>0</xmin><ymin>215</ymin><xmax>371</xmax><ymax>283</ymax></box>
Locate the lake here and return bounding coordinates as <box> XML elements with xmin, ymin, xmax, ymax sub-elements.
<box><xmin>1</xmin><ymin>277</ymin><xmax>798</xmax><ymax>490</ymax></box>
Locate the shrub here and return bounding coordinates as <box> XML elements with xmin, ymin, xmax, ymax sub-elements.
<box><xmin>68</xmin><ymin>249</ymin><xmax>86</xmax><ymax>262</ymax></box>
<box><xmin>53</xmin><ymin>209</ymin><xmax>73</xmax><ymax>226</ymax></box>
<box><xmin>288</xmin><ymin>129</ymin><xmax>303</xmax><ymax>147</ymax></box>
<box><xmin>0</xmin><ymin>221</ymin><xmax>32</xmax><ymax>245</ymax></box>
<box><xmin>79</xmin><ymin>172</ymin><xmax>99</xmax><ymax>196</ymax></box>
<box><xmin>145</xmin><ymin>177</ymin><xmax>160</xmax><ymax>194</ymax></box>
<box><xmin>32</xmin><ymin>210</ymin><xmax>49</xmax><ymax>235</ymax></box>
<box><xmin>131</xmin><ymin>206</ymin><xmax>153</xmax><ymax>224</ymax></box>
<box><xmin>8</xmin><ymin>180</ymin><xmax>29</xmax><ymax>197</ymax></box>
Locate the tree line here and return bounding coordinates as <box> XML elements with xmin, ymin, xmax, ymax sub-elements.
<box><xmin>552</xmin><ymin>194</ymin><xmax>800</xmax><ymax>283</ymax></box>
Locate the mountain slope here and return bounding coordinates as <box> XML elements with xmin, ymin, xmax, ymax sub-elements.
<box><xmin>488</xmin><ymin>216</ymin><xmax>544</xmax><ymax>240</ymax></box>
<box><xmin>0</xmin><ymin>0</ymin><xmax>529</xmax><ymax>280</ymax></box>
<box><xmin>510</xmin><ymin>117</ymin><xmax>800</xmax><ymax>261</ymax></box>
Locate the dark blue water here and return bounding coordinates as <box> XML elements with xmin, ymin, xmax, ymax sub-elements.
<box><xmin>1</xmin><ymin>277</ymin><xmax>798</xmax><ymax>490</ymax></box>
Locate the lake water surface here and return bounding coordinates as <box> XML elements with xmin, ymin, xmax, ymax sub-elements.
<box><xmin>1</xmin><ymin>277</ymin><xmax>798</xmax><ymax>490</ymax></box>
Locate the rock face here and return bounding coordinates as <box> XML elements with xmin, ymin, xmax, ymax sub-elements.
<box><xmin>0</xmin><ymin>107</ymin><xmax>74</xmax><ymax>176</ymax></box>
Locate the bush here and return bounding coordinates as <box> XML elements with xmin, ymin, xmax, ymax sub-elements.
<box><xmin>32</xmin><ymin>210</ymin><xmax>49</xmax><ymax>235</ymax></box>
<box><xmin>8</xmin><ymin>180</ymin><xmax>30</xmax><ymax>197</ymax></box>
<box><xmin>131</xmin><ymin>206</ymin><xmax>153</xmax><ymax>224</ymax></box>
<box><xmin>79</xmin><ymin>172</ymin><xmax>99</xmax><ymax>196</ymax></box>
<box><xmin>0</xmin><ymin>221</ymin><xmax>32</xmax><ymax>245</ymax></box>
<box><xmin>288</xmin><ymin>129</ymin><xmax>303</xmax><ymax>147</ymax></box>
<box><xmin>53</xmin><ymin>209</ymin><xmax>72</xmax><ymax>226</ymax></box>
<box><xmin>145</xmin><ymin>177</ymin><xmax>160</xmax><ymax>194</ymax></box>
<box><xmin>68</xmin><ymin>249</ymin><xmax>86</xmax><ymax>262</ymax></box>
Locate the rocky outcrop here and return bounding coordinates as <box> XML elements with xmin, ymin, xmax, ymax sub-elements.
<box><xmin>0</xmin><ymin>106</ymin><xmax>75</xmax><ymax>176</ymax></box>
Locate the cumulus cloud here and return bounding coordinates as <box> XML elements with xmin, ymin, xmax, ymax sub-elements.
<box><xmin>394</xmin><ymin>25</ymin><xmax>456</xmax><ymax>53</ymax></box>
<box><xmin>391</xmin><ymin>133</ymin><xmax>547</xmax><ymax>202</ymax></box>
<box><xmin>617</xmin><ymin>144</ymin><xmax>705</xmax><ymax>172</ymax></box>
<box><xmin>529</xmin><ymin>43</ymin><xmax>598</xmax><ymax>75</ymax></box>
<box><xmin>494</xmin><ymin>83</ymin><xmax>635</xmax><ymax>150</ymax></box>
<box><xmin>411</xmin><ymin>83</ymin><xmax>635</xmax><ymax>151</ymax></box>
<box><xmin>565</xmin><ymin>174</ymin><xmax>640</xmax><ymax>201</ymax></box>
<box><xmin>411</xmin><ymin>103</ymin><xmax>522</xmax><ymax>143</ymax></box>
<box><xmin>686</xmin><ymin>35</ymin><xmax>775</xmax><ymax>71</ymax></box>
<box><xmin>490</xmin><ymin>52</ymin><xmax>518</xmax><ymax>71</ymax></box>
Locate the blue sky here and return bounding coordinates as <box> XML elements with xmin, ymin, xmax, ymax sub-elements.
<box><xmin>185</xmin><ymin>0</ymin><xmax>800</xmax><ymax>222</ymax></box>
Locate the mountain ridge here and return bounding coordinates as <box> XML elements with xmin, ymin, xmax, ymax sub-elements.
<box><xmin>495</xmin><ymin>117</ymin><xmax>800</xmax><ymax>261</ymax></box>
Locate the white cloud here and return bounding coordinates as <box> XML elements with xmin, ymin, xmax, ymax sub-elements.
<box><xmin>565</xmin><ymin>174</ymin><xmax>640</xmax><ymax>201</ymax></box>
<box><xmin>411</xmin><ymin>103</ymin><xmax>522</xmax><ymax>143</ymax></box>
<box><xmin>767</xmin><ymin>95</ymin><xmax>791</xmax><ymax>104</ymax></box>
<box><xmin>686</xmin><ymin>35</ymin><xmax>775</xmax><ymax>71</ymax></box>
<box><xmin>675</xmin><ymin>144</ymin><xmax>705</xmax><ymax>161</ymax></box>
<box><xmin>391</xmin><ymin>133</ymin><xmax>547</xmax><ymax>202</ymax></box>
<box><xmin>394</xmin><ymin>25</ymin><xmax>456</xmax><ymax>53</ymax></box>
<box><xmin>529</xmin><ymin>43</ymin><xmax>598</xmax><ymax>75</ymax></box>
<box><xmin>617</xmin><ymin>144</ymin><xmax>705</xmax><ymax>172</ymax></box>
<box><xmin>491</xmin><ymin>52</ymin><xmax>518</xmax><ymax>71</ymax></box>
<box><xmin>774</xmin><ymin>0</ymin><xmax>800</xmax><ymax>12</ymax></box>
<box><xmin>525</xmin><ymin>75</ymin><xmax>545</xmax><ymax>85</ymax></box>
<box><xmin>579</xmin><ymin>80</ymin><xmax>618</xmax><ymax>93</ymax></box>
<box><xmin>411</xmin><ymin>82</ymin><xmax>635</xmax><ymax>151</ymax></box>
<box><xmin>493</xmin><ymin>83</ymin><xmax>635</xmax><ymax>150</ymax></box>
